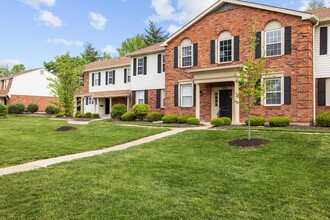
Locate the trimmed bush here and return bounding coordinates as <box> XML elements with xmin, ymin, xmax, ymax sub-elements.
<box><xmin>177</xmin><ymin>115</ymin><xmax>193</xmax><ymax>124</ymax></box>
<box><xmin>162</xmin><ymin>114</ymin><xmax>179</xmax><ymax>123</ymax></box>
<box><xmin>0</xmin><ymin>104</ymin><xmax>8</xmax><ymax>117</ymax></box>
<box><xmin>46</xmin><ymin>105</ymin><xmax>60</xmax><ymax>115</ymax></box>
<box><xmin>211</xmin><ymin>118</ymin><xmax>224</xmax><ymax>127</ymax></box>
<box><xmin>187</xmin><ymin>117</ymin><xmax>200</xmax><ymax>125</ymax></box>
<box><xmin>75</xmin><ymin>111</ymin><xmax>81</xmax><ymax>117</ymax></box>
<box><xmin>146</xmin><ymin>112</ymin><xmax>164</xmax><ymax>122</ymax></box>
<box><xmin>269</xmin><ymin>117</ymin><xmax>291</xmax><ymax>127</ymax></box>
<box><xmin>8</xmin><ymin>103</ymin><xmax>25</xmax><ymax>114</ymax></box>
<box><xmin>121</xmin><ymin>112</ymin><xmax>137</xmax><ymax>121</ymax></box>
<box><xmin>132</xmin><ymin>104</ymin><xmax>151</xmax><ymax>120</ymax></box>
<box><xmin>220</xmin><ymin>117</ymin><xmax>232</xmax><ymax>125</ymax></box>
<box><xmin>246</xmin><ymin>116</ymin><xmax>266</xmax><ymax>126</ymax></box>
<box><xmin>316</xmin><ymin>112</ymin><xmax>330</xmax><ymax>127</ymax></box>
<box><xmin>111</xmin><ymin>104</ymin><xmax>127</xmax><ymax>119</ymax></box>
<box><xmin>76</xmin><ymin>113</ymin><xmax>83</xmax><ymax>118</ymax></box>
<box><xmin>55</xmin><ymin>112</ymin><xmax>65</xmax><ymax>118</ymax></box>
<box><xmin>27</xmin><ymin>103</ymin><xmax>39</xmax><ymax>113</ymax></box>
<box><xmin>84</xmin><ymin>112</ymin><xmax>92</xmax><ymax>118</ymax></box>
<box><xmin>92</xmin><ymin>113</ymin><xmax>100</xmax><ymax>119</ymax></box>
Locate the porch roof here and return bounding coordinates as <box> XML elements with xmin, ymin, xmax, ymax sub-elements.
<box><xmin>79</xmin><ymin>90</ymin><xmax>131</xmax><ymax>98</ymax></box>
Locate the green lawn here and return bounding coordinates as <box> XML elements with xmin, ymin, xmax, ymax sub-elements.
<box><xmin>0</xmin><ymin>129</ymin><xmax>329</xmax><ymax>219</ymax></box>
<box><xmin>0</xmin><ymin>116</ymin><xmax>168</xmax><ymax>167</ymax></box>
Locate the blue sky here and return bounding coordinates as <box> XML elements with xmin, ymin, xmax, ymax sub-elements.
<box><xmin>0</xmin><ymin>0</ymin><xmax>328</xmax><ymax>69</ymax></box>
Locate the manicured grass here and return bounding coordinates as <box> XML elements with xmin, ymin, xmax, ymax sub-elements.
<box><xmin>0</xmin><ymin>116</ymin><xmax>168</xmax><ymax>167</ymax></box>
<box><xmin>112</xmin><ymin>120</ymin><xmax>182</xmax><ymax>127</ymax></box>
<box><xmin>228</xmin><ymin>126</ymin><xmax>330</xmax><ymax>133</ymax></box>
<box><xmin>0</xmin><ymin>130</ymin><xmax>329</xmax><ymax>219</ymax></box>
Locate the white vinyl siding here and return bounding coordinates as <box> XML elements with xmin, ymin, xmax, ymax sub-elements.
<box><xmin>180</xmin><ymin>84</ymin><xmax>193</xmax><ymax>107</ymax></box>
<box><xmin>315</xmin><ymin>25</ymin><xmax>330</xmax><ymax>78</ymax></box>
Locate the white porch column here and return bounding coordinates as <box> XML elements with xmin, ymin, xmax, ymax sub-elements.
<box><xmin>81</xmin><ymin>97</ymin><xmax>85</xmax><ymax>114</ymax></box>
<box><xmin>126</xmin><ymin>97</ymin><xmax>130</xmax><ymax>112</ymax></box>
<box><xmin>234</xmin><ymin>81</ymin><xmax>240</xmax><ymax>124</ymax></box>
<box><xmin>97</xmin><ymin>98</ymin><xmax>100</xmax><ymax>114</ymax></box>
<box><xmin>93</xmin><ymin>98</ymin><xmax>97</xmax><ymax>113</ymax></box>
<box><xmin>109</xmin><ymin>98</ymin><xmax>113</xmax><ymax>117</ymax></box>
<box><xmin>195</xmin><ymin>83</ymin><xmax>201</xmax><ymax>119</ymax></box>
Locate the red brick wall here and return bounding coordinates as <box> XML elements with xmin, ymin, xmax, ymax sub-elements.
<box><xmin>8</xmin><ymin>95</ymin><xmax>57</xmax><ymax>112</ymax></box>
<box><xmin>112</xmin><ymin>97</ymin><xmax>127</xmax><ymax>106</ymax></box>
<box><xmin>79</xmin><ymin>73</ymin><xmax>89</xmax><ymax>94</ymax></box>
<box><xmin>165</xmin><ymin>6</ymin><xmax>314</xmax><ymax>123</ymax></box>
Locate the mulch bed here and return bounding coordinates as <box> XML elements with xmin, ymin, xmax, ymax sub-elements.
<box><xmin>228</xmin><ymin>138</ymin><xmax>269</xmax><ymax>147</ymax></box>
<box><xmin>56</xmin><ymin>126</ymin><xmax>77</xmax><ymax>132</ymax></box>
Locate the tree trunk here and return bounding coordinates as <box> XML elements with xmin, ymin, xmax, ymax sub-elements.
<box><xmin>248</xmin><ymin>111</ymin><xmax>251</xmax><ymax>140</ymax></box>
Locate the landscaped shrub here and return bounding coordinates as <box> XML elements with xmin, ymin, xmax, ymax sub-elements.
<box><xmin>269</xmin><ymin>117</ymin><xmax>291</xmax><ymax>127</ymax></box>
<box><xmin>46</xmin><ymin>105</ymin><xmax>60</xmax><ymax>114</ymax></box>
<box><xmin>92</xmin><ymin>113</ymin><xmax>100</xmax><ymax>118</ymax></box>
<box><xmin>177</xmin><ymin>115</ymin><xmax>193</xmax><ymax>124</ymax></box>
<box><xmin>146</xmin><ymin>112</ymin><xmax>164</xmax><ymax>122</ymax></box>
<box><xmin>8</xmin><ymin>103</ymin><xmax>25</xmax><ymax>114</ymax></box>
<box><xmin>316</xmin><ymin>112</ymin><xmax>330</xmax><ymax>127</ymax></box>
<box><xmin>121</xmin><ymin>112</ymin><xmax>137</xmax><ymax>121</ymax></box>
<box><xmin>132</xmin><ymin>104</ymin><xmax>151</xmax><ymax>120</ymax></box>
<box><xmin>76</xmin><ymin>113</ymin><xmax>83</xmax><ymax>118</ymax></box>
<box><xmin>84</xmin><ymin>112</ymin><xmax>92</xmax><ymax>118</ymax></box>
<box><xmin>187</xmin><ymin>117</ymin><xmax>200</xmax><ymax>125</ymax></box>
<box><xmin>246</xmin><ymin>116</ymin><xmax>266</xmax><ymax>126</ymax></box>
<box><xmin>110</xmin><ymin>104</ymin><xmax>127</xmax><ymax>119</ymax></box>
<box><xmin>27</xmin><ymin>104</ymin><xmax>39</xmax><ymax>113</ymax></box>
<box><xmin>55</xmin><ymin>112</ymin><xmax>65</xmax><ymax>118</ymax></box>
<box><xmin>211</xmin><ymin>118</ymin><xmax>224</xmax><ymax>127</ymax></box>
<box><xmin>220</xmin><ymin>117</ymin><xmax>232</xmax><ymax>125</ymax></box>
<box><xmin>0</xmin><ymin>104</ymin><xmax>8</xmax><ymax>117</ymax></box>
<box><xmin>162</xmin><ymin>114</ymin><xmax>178</xmax><ymax>123</ymax></box>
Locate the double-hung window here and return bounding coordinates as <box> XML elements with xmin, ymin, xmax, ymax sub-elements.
<box><xmin>137</xmin><ymin>58</ymin><xmax>144</xmax><ymax>75</ymax></box>
<box><xmin>181</xmin><ymin>84</ymin><xmax>193</xmax><ymax>107</ymax></box>
<box><xmin>88</xmin><ymin>97</ymin><xmax>94</xmax><ymax>105</ymax></box>
<box><xmin>127</xmin><ymin>69</ymin><xmax>131</xmax><ymax>82</ymax></box>
<box><xmin>161</xmin><ymin>89</ymin><xmax>165</xmax><ymax>108</ymax></box>
<box><xmin>219</xmin><ymin>38</ymin><xmax>232</xmax><ymax>63</ymax></box>
<box><xmin>181</xmin><ymin>45</ymin><xmax>192</xmax><ymax>67</ymax></box>
<box><xmin>94</xmin><ymin>73</ymin><xmax>100</xmax><ymax>86</ymax></box>
<box><xmin>108</xmin><ymin>71</ymin><xmax>114</xmax><ymax>85</ymax></box>
<box><xmin>265</xmin><ymin>78</ymin><xmax>282</xmax><ymax>105</ymax></box>
<box><xmin>265</xmin><ymin>29</ymin><xmax>282</xmax><ymax>57</ymax></box>
<box><xmin>136</xmin><ymin>91</ymin><xmax>145</xmax><ymax>104</ymax></box>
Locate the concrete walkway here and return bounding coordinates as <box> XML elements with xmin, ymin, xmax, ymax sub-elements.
<box><xmin>0</xmin><ymin>126</ymin><xmax>210</xmax><ymax>177</ymax></box>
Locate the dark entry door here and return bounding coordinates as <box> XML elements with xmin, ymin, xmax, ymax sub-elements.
<box><xmin>105</xmin><ymin>98</ymin><xmax>110</xmax><ymax>114</ymax></box>
<box><xmin>219</xmin><ymin>90</ymin><xmax>232</xmax><ymax>119</ymax></box>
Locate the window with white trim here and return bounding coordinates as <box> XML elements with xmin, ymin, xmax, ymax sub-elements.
<box><xmin>136</xmin><ymin>91</ymin><xmax>145</xmax><ymax>104</ymax></box>
<box><xmin>94</xmin><ymin>73</ymin><xmax>100</xmax><ymax>86</ymax></box>
<box><xmin>218</xmin><ymin>31</ymin><xmax>233</xmax><ymax>63</ymax></box>
<box><xmin>137</xmin><ymin>58</ymin><xmax>144</xmax><ymax>75</ymax></box>
<box><xmin>127</xmin><ymin>69</ymin><xmax>131</xmax><ymax>82</ymax></box>
<box><xmin>265</xmin><ymin>78</ymin><xmax>282</xmax><ymax>105</ymax></box>
<box><xmin>180</xmin><ymin>84</ymin><xmax>193</xmax><ymax>107</ymax></box>
<box><xmin>181</xmin><ymin>38</ymin><xmax>192</xmax><ymax>67</ymax></box>
<box><xmin>161</xmin><ymin>89</ymin><xmax>165</xmax><ymax>108</ymax></box>
<box><xmin>264</xmin><ymin>21</ymin><xmax>283</xmax><ymax>57</ymax></box>
<box><xmin>108</xmin><ymin>71</ymin><xmax>114</xmax><ymax>85</ymax></box>
<box><xmin>88</xmin><ymin>97</ymin><xmax>94</xmax><ymax>105</ymax></box>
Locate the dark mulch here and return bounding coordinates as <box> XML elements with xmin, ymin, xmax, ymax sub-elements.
<box><xmin>56</xmin><ymin>126</ymin><xmax>77</xmax><ymax>132</ymax></box>
<box><xmin>229</xmin><ymin>138</ymin><xmax>269</xmax><ymax>147</ymax></box>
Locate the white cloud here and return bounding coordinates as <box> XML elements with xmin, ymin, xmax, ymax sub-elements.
<box><xmin>47</xmin><ymin>39</ymin><xmax>83</xmax><ymax>47</ymax></box>
<box><xmin>299</xmin><ymin>0</ymin><xmax>330</xmax><ymax>11</ymax></box>
<box><xmin>0</xmin><ymin>59</ymin><xmax>23</xmax><ymax>69</ymax></box>
<box><xmin>21</xmin><ymin>0</ymin><xmax>56</xmax><ymax>9</ymax></box>
<box><xmin>38</xmin><ymin>10</ymin><xmax>62</xmax><ymax>27</ymax></box>
<box><xmin>101</xmin><ymin>45</ymin><xmax>116</xmax><ymax>54</ymax></box>
<box><xmin>167</xmin><ymin>24</ymin><xmax>181</xmax><ymax>34</ymax></box>
<box><xmin>90</xmin><ymin>12</ymin><xmax>107</xmax><ymax>30</ymax></box>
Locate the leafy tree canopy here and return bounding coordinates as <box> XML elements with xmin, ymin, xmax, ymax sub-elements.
<box><xmin>306</xmin><ymin>0</ymin><xmax>325</xmax><ymax>10</ymax></box>
<box><xmin>117</xmin><ymin>34</ymin><xmax>147</xmax><ymax>57</ymax></box>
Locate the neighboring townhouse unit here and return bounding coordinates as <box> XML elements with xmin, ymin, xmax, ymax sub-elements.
<box><xmin>78</xmin><ymin>57</ymin><xmax>132</xmax><ymax>115</ymax></box>
<box><xmin>127</xmin><ymin>43</ymin><xmax>166</xmax><ymax>112</ymax></box>
<box><xmin>161</xmin><ymin>0</ymin><xmax>318</xmax><ymax>123</ymax></box>
<box><xmin>0</xmin><ymin>68</ymin><xmax>56</xmax><ymax>111</ymax></box>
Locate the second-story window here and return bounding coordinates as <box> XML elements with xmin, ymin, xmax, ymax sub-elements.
<box><xmin>265</xmin><ymin>29</ymin><xmax>282</xmax><ymax>57</ymax></box>
<box><xmin>94</xmin><ymin>73</ymin><xmax>100</xmax><ymax>86</ymax></box>
<box><xmin>137</xmin><ymin>58</ymin><xmax>144</xmax><ymax>75</ymax></box>
<box><xmin>182</xmin><ymin>45</ymin><xmax>192</xmax><ymax>67</ymax></box>
<box><xmin>4</xmin><ymin>80</ymin><xmax>8</xmax><ymax>90</ymax></box>
<box><xmin>127</xmin><ymin>69</ymin><xmax>131</xmax><ymax>82</ymax></box>
<box><xmin>108</xmin><ymin>71</ymin><xmax>114</xmax><ymax>85</ymax></box>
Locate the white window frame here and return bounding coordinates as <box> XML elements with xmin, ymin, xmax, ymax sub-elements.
<box><xmin>4</xmin><ymin>80</ymin><xmax>8</xmax><ymax>90</ymax></box>
<box><xmin>136</xmin><ymin>90</ymin><xmax>145</xmax><ymax>104</ymax></box>
<box><xmin>219</xmin><ymin>37</ymin><xmax>233</xmax><ymax>63</ymax></box>
<box><xmin>181</xmin><ymin>45</ymin><xmax>192</xmax><ymax>67</ymax></box>
<box><xmin>263</xmin><ymin>75</ymin><xmax>284</xmax><ymax>106</ymax></box>
<box><xmin>265</xmin><ymin>28</ymin><xmax>283</xmax><ymax>57</ymax></box>
<box><xmin>93</xmin><ymin>73</ymin><xmax>100</xmax><ymax>86</ymax></box>
<box><xmin>108</xmin><ymin>71</ymin><xmax>114</xmax><ymax>85</ymax></box>
<box><xmin>88</xmin><ymin>97</ymin><xmax>94</xmax><ymax>105</ymax></box>
<box><xmin>137</xmin><ymin>58</ymin><xmax>144</xmax><ymax>75</ymax></box>
<box><xmin>127</xmin><ymin>69</ymin><xmax>131</xmax><ymax>82</ymax></box>
<box><xmin>180</xmin><ymin>84</ymin><xmax>193</xmax><ymax>107</ymax></box>
<box><xmin>161</xmin><ymin>89</ymin><xmax>165</xmax><ymax>108</ymax></box>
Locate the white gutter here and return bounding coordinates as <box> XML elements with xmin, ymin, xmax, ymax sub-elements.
<box><xmin>313</xmin><ymin>18</ymin><xmax>320</xmax><ymax>124</ymax></box>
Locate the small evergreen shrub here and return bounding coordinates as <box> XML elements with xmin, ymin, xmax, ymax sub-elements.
<box><xmin>0</xmin><ymin>104</ymin><xmax>8</xmax><ymax>117</ymax></box>
<box><xmin>316</xmin><ymin>112</ymin><xmax>330</xmax><ymax>127</ymax></box>
<box><xmin>27</xmin><ymin>104</ymin><xmax>39</xmax><ymax>113</ymax></box>
<box><xmin>211</xmin><ymin>118</ymin><xmax>224</xmax><ymax>127</ymax></box>
<box><xmin>187</xmin><ymin>117</ymin><xmax>200</xmax><ymax>125</ymax></box>
<box><xmin>84</xmin><ymin>112</ymin><xmax>92</xmax><ymax>118</ymax></box>
<box><xmin>269</xmin><ymin>117</ymin><xmax>291</xmax><ymax>127</ymax></box>
<box><xmin>55</xmin><ymin>112</ymin><xmax>65</xmax><ymax>118</ymax></box>
<box><xmin>146</xmin><ymin>112</ymin><xmax>164</xmax><ymax>122</ymax></box>
<box><xmin>75</xmin><ymin>111</ymin><xmax>81</xmax><ymax>117</ymax></box>
<box><xmin>132</xmin><ymin>104</ymin><xmax>151</xmax><ymax>120</ymax></box>
<box><xmin>121</xmin><ymin>112</ymin><xmax>137</xmax><ymax>121</ymax></box>
<box><xmin>46</xmin><ymin>105</ymin><xmax>60</xmax><ymax>114</ymax></box>
<box><xmin>111</xmin><ymin>104</ymin><xmax>127</xmax><ymax>119</ymax></box>
<box><xmin>220</xmin><ymin>117</ymin><xmax>232</xmax><ymax>125</ymax></box>
<box><xmin>76</xmin><ymin>113</ymin><xmax>83</xmax><ymax>118</ymax></box>
<box><xmin>162</xmin><ymin>114</ymin><xmax>179</xmax><ymax>123</ymax></box>
<box><xmin>92</xmin><ymin>113</ymin><xmax>100</xmax><ymax>118</ymax></box>
<box><xmin>246</xmin><ymin>116</ymin><xmax>266</xmax><ymax>126</ymax></box>
<box><xmin>8</xmin><ymin>103</ymin><xmax>25</xmax><ymax>114</ymax></box>
<box><xmin>177</xmin><ymin>115</ymin><xmax>193</xmax><ymax>124</ymax></box>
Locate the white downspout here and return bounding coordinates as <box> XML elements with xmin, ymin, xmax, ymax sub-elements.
<box><xmin>313</xmin><ymin>18</ymin><xmax>320</xmax><ymax>124</ymax></box>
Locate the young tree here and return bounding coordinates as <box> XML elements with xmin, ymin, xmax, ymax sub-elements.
<box><xmin>81</xmin><ymin>42</ymin><xmax>101</xmax><ymax>63</ymax></box>
<box><xmin>11</xmin><ymin>64</ymin><xmax>26</xmax><ymax>74</ymax></box>
<box><xmin>48</xmin><ymin>52</ymin><xmax>87</xmax><ymax>117</ymax></box>
<box><xmin>117</xmin><ymin>34</ymin><xmax>147</xmax><ymax>56</ymax></box>
<box><xmin>236</xmin><ymin>24</ymin><xmax>267</xmax><ymax>140</ymax></box>
<box><xmin>306</xmin><ymin>0</ymin><xmax>325</xmax><ymax>10</ymax></box>
<box><xmin>144</xmin><ymin>21</ymin><xmax>169</xmax><ymax>46</ymax></box>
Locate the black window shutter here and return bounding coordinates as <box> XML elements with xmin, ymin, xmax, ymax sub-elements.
<box><xmin>193</xmin><ymin>84</ymin><xmax>197</xmax><ymax>106</ymax></box>
<box><xmin>210</xmin><ymin>40</ymin><xmax>216</xmax><ymax>64</ymax></box>
<box><xmin>113</xmin><ymin>71</ymin><xmax>116</xmax><ymax>84</ymax></box>
<box><xmin>256</xmin><ymin>32</ymin><xmax>262</xmax><ymax>58</ymax></box>
<box><xmin>86</xmin><ymin>97</ymin><xmax>88</xmax><ymax>106</ymax></box>
<box><xmin>318</xmin><ymin>78</ymin><xmax>326</xmax><ymax>106</ymax></box>
<box><xmin>156</xmin><ymin>89</ymin><xmax>161</xmax><ymax>108</ymax></box>
<box><xmin>285</xmin><ymin>26</ymin><xmax>292</xmax><ymax>55</ymax></box>
<box><xmin>92</xmin><ymin>73</ymin><xmax>94</xmax><ymax>86</ymax></box>
<box><xmin>255</xmin><ymin>79</ymin><xmax>261</xmax><ymax>105</ymax></box>
<box><xmin>143</xmin><ymin>57</ymin><xmax>147</xmax><ymax>75</ymax></box>
<box><xmin>105</xmin><ymin>71</ymin><xmax>108</xmax><ymax>85</ymax></box>
<box><xmin>193</xmin><ymin>43</ymin><xmax>198</xmax><ymax>66</ymax></box>
<box><xmin>234</xmin><ymin>36</ymin><xmax>240</xmax><ymax>61</ymax></box>
<box><xmin>284</xmin><ymin>77</ymin><xmax>291</xmax><ymax>105</ymax></box>
<box><xmin>157</xmin><ymin>54</ymin><xmax>162</xmax><ymax>73</ymax></box>
<box><xmin>132</xmin><ymin>91</ymin><xmax>136</xmax><ymax>106</ymax></box>
<box><xmin>98</xmin><ymin>72</ymin><xmax>101</xmax><ymax>86</ymax></box>
<box><xmin>174</xmin><ymin>47</ymin><xmax>178</xmax><ymax>68</ymax></box>
<box><xmin>174</xmin><ymin>85</ymin><xmax>179</xmax><ymax>106</ymax></box>
<box><xmin>320</xmin><ymin>27</ymin><xmax>328</xmax><ymax>55</ymax></box>
<box><xmin>124</xmin><ymin>69</ymin><xmax>127</xmax><ymax>84</ymax></box>
<box><xmin>144</xmin><ymin>90</ymin><xmax>148</xmax><ymax>104</ymax></box>
<box><xmin>133</xmin><ymin>58</ymin><xmax>137</xmax><ymax>76</ymax></box>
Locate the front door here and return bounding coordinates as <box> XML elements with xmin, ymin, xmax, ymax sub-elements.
<box><xmin>219</xmin><ymin>90</ymin><xmax>232</xmax><ymax>119</ymax></box>
<box><xmin>105</xmin><ymin>98</ymin><xmax>110</xmax><ymax>114</ymax></box>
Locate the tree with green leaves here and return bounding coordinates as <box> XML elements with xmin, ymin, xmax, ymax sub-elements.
<box><xmin>117</xmin><ymin>34</ymin><xmax>147</xmax><ymax>56</ymax></box>
<box><xmin>48</xmin><ymin>52</ymin><xmax>87</xmax><ymax>117</ymax></box>
<box><xmin>11</xmin><ymin>64</ymin><xmax>26</xmax><ymax>74</ymax></box>
<box><xmin>144</xmin><ymin>21</ymin><xmax>169</xmax><ymax>46</ymax></box>
<box><xmin>0</xmin><ymin>67</ymin><xmax>11</xmax><ymax>77</ymax></box>
<box><xmin>81</xmin><ymin>42</ymin><xmax>101</xmax><ymax>63</ymax></box>
<box><xmin>236</xmin><ymin>24</ymin><xmax>268</xmax><ymax>140</ymax></box>
<box><xmin>100</xmin><ymin>52</ymin><xmax>112</xmax><ymax>60</ymax></box>
<box><xmin>306</xmin><ymin>0</ymin><xmax>325</xmax><ymax>10</ymax></box>
<box><xmin>44</xmin><ymin>60</ymin><xmax>58</xmax><ymax>74</ymax></box>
